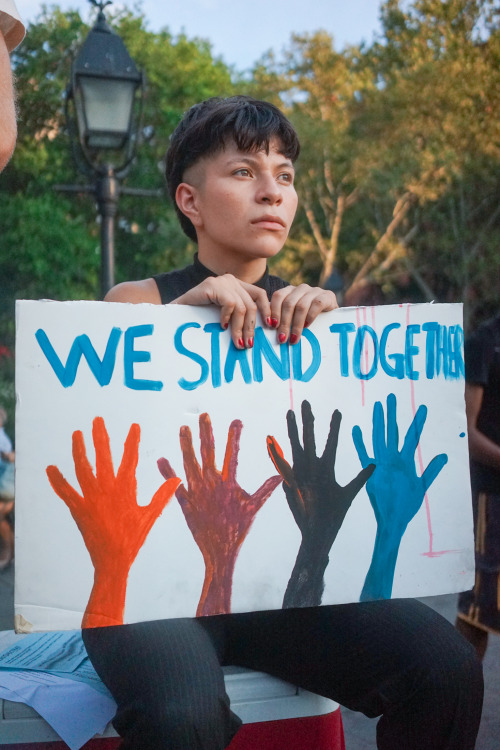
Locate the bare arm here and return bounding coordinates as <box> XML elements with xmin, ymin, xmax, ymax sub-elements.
<box><xmin>104</xmin><ymin>275</ymin><xmax>338</xmax><ymax>351</ymax></box>
<box><xmin>0</xmin><ymin>31</ymin><xmax>16</xmax><ymax>172</ymax></box>
<box><xmin>104</xmin><ymin>278</ymin><xmax>162</xmax><ymax>304</ymax></box>
<box><xmin>465</xmin><ymin>382</ymin><xmax>500</xmax><ymax>471</ymax></box>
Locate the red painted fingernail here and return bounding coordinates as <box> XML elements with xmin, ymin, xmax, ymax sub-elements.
<box><xmin>304</xmin><ymin>320</ymin><xmax>310</xmax><ymax>328</ymax></box>
<box><xmin>278</xmin><ymin>332</ymin><xmax>287</xmax><ymax>343</ymax></box>
<box><xmin>238</xmin><ymin>338</ymin><xmax>245</xmax><ymax>348</ymax></box>
<box><xmin>266</xmin><ymin>317</ymin><xmax>272</xmax><ymax>326</ymax></box>
<box><xmin>290</xmin><ymin>333</ymin><xmax>299</xmax><ymax>345</ymax></box>
<box><xmin>248</xmin><ymin>337</ymin><xmax>254</xmax><ymax>348</ymax></box>
<box><xmin>271</xmin><ymin>318</ymin><xmax>279</xmax><ymax>328</ymax></box>
<box><xmin>223</xmin><ymin>322</ymin><xmax>229</xmax><ymax>329</ymax></box>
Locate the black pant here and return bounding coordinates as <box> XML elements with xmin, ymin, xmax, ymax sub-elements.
<box><xmin>83</xmin><ymin>599</ymin><xmax>483</xmax><ymax>750</ymax></box>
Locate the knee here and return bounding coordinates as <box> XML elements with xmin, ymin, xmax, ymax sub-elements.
<box><xmin>414</xmin><ymin>624</ymin><xmax>484</xmax><ymax>711</ymax></box>
<box><xmin>113</xmin><ymin>693</ymin><xmax>241</xmax><ymax>750</ymax></box>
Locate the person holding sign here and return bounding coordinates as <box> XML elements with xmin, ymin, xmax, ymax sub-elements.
<box><xmin>82</xmin><ymin>96</ymin><xmax>483</xmax><ymax>750</ymax></box>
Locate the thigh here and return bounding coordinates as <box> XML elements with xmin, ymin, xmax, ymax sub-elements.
<box><xmin>83</xmin><ymin>617</ymin><xmax>241</xmax><ymax>750</ymax></box>
<box><xmin>83</xmin><ymin>616</ymin><xmax>228</xmax><ymax>705</ymax></box>
<box><xmin>226</xmin><ymin>599</ymin><xmax>473</xmax><ymax>715</ymax></box>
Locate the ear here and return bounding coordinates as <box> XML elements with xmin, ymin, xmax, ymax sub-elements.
<box><xmin>175</xmin><ymin>183</ymin><xmax>203</xmax><ymax>228</ymax></box>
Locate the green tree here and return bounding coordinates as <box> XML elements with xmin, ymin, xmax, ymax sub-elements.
<box><xmin>0</xmin><ymin>4</ymin><xmax>234</xmax><ymax>349</ymax></box>
<box><xmin>349</xmin><ymin>0</ymin><xmax>500</xmax><ymax>322</ymax></box>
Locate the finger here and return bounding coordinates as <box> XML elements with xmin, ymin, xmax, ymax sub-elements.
<box><xmin>46</xmin><ymin>465</ymin><xmax>82</xmax><ymax>514</ymax></box>
<box><xmin>116</xmin><ymin>423</ymin><xmax>140</xmax><ymax>486</ymax></box>
<box><xmin>386</xmin><ymin>393</ymin><xmax>399</xmax><ymax>452</ymax></box>
<box><xmin>242</xmin><ymin>301</ymin><xmax>258</xmax><ymax>350</ymax></box>
<box><xmin>157</xmin><ymin>456</ymin><xmax>177</xmax><ymax>480</ymax></box>
<box><xmin>157</xmin><ymin>458</ymin><xmax>190</xmax><ymax>507</ymax></box>
<box><xmin>421</xmin><ymin>453</ymin><xmax>448</xmax><ymax>493</ymax></box>
<box><xmin>266</xmin><ymin>436</ymin><xmax>294</xmax><ymax>485</ymax></box>
<box><xmin>269</xmin><ymin>285</ymin><xmax>292</xmax><ymax>333</ymax></box>
<box><xmin>301</xmin><ymin>400</ymin><xmax>317</xmax><ymax>461</ymax></box>
<box><xmin>199</xmin><ymin>413</ymin><xmax>216</xmax><ymax>473</ymax></box>
<box><xmin>72</xmin><ymin>429</ymin><xmax>98</xmax><ymax>497</ymax></box>
<box><xmin>289</xmin><ymin>289</ymin><xmax>338</xmax><ymax>342</ymax></box>
<box><xmin>222</xmin><ymin>419</ymin><xmax>243</xmax><ymax>483</ymax></box>
<box><xmin>239</xmin><ymin>282</ymin><xmax>272</xmax><ymax>325</ymax></box>
<box><xmin>401</xmin><ymin>404</ymin><xmax>427</xmax><ymax>461</ymax></box>
<box><xmin>372</xmin><ymin>400</ymin><xmax>386</xmax><ymax>458</ymax></box>
<box><xmin>179</xmin><ymin>425</ymin><xmax>202</xmax><ymax>489</ymax></box>
<box><xmin>344</xmin><ymin>463</ymin><xmax>376</xmax><ymax>500</ymax></box>
<box><xmin>323</xmin><ymin>409</ymin><xmax>342</xmax><ymax>465</ymax></box>
<box><xmin>92</xmin><ymin>417</ymin><xmax>115</xmax><ymax>483</ymax></box>
<box><xmin>251</xmin><ymin>474</ymin><xmax>282</xmax><ymax>510</ymax></box>
<box><xmin>146</xmin><ymin>477</ymin><xmax>181</xmax><ymax>524</ymax></box>
<box><xmin>352</xmin><ymin>425</ymin><xmax>372</xmax><ymax>467</ymax></box>
<box><xmin>224</xmin><ymin>286</ymin><xmax>258</xmax><ymax>349</ymax></box>
<box><xmin>267</xmin><ymin>437</ymin><xmax>305</xmax><ymax>524</ymax></box>
<box><xmin>273</xmin><ymin>286</ymin><xmax>305</xmax><ymax>344</ymax></box>
<box><xmin>286</xmin><ymin>408</ymin><xmax>303</xmax><ymax>466</ymax></box>
<box><xmin>272</xmin><ymin>286</ymin><xmax>338</xmax><ymax>344</ymax></box>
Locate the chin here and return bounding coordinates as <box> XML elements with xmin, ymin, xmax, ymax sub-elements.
<box><xmin>246</xmin><ymin>242</ymin><xmax>285</xmax><ymax>261</ymax></box>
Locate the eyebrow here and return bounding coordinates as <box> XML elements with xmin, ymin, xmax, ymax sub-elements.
<box><xmin>225</xmin><ymin>155</ymin><xmax>295</xmax><ymax>170</ymax></box>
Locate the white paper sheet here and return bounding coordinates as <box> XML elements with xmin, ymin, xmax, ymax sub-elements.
<box><xmin>0</xmin><ymin>670</ymin><xmax>116</xmax><ymax>749</ymax></box>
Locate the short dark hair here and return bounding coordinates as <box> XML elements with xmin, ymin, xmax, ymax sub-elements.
<box><xmin>165</xmin><ymin>96</ymin><xmax>300</xmax><ymax>242</ymax></box>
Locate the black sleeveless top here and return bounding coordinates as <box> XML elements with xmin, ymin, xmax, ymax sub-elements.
<box><xmin>153</xmin><ymin>254</ymin><xmax>289</xmax><ymax>304</ymax></box>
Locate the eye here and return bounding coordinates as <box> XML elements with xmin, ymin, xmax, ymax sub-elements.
<box><xmin>234</xmin><ymin>167</ymin><xmax>252</xmax><ymax>177</ymax></box>
<box><xmin>278</xmin><ymin>171</ymin><xmax>294</xmax><ymax>184</ymax></box>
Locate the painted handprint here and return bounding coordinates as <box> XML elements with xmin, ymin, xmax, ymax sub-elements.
<box><xmin>352</xmin><ymin>393</ymin><xmax>448</xmax><ymax>602</ymax></box>
<box><xmin>267</xmin><ymin>400</ymin><xmax>375</xmax><ymax>609</ymax></box>
<box><xmin>158</xmin><ymin>413</ymin><xmax>281</xmax><ymax>617</ymax></box>
<box><xmin>46</xmin><ymin>417</ymin><xmax>180</xmax><ymax>628</ymax></box>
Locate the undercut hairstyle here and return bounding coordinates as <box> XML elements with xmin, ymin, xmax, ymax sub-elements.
<box><xmin>165</xmin><ymin>95</ymin><xmax>301</xmax><ymax>242</ymax></box>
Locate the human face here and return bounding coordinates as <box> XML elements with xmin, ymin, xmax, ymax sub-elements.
<box><xmin>177</xmin><ymin>138</ymin><xmax>298</xmax><ymax>280</ymax></box>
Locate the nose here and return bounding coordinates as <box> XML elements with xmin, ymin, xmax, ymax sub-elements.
<box><xmin>256</xmin><ymin>174</ymin><xmax>282</xmax><ymax>205</ymax></box>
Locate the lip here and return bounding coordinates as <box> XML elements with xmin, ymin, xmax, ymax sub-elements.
<box><xmin>251</xmin><ymin>215</ymin><xmax>286</xmax><ymax>229</ymax></box>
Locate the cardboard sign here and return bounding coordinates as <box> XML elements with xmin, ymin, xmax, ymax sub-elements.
<box><xmin>14</xmin><ymin>300</ymin><xmax>474</xmax><ymax>631</ymax></box>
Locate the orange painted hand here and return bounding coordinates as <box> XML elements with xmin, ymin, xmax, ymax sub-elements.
<box><xmin>46</xmin><ymin>417</ymin><xmax>180</xmax><ymax>629</ymax></box>
<box><xmin>158</xmin><ymin>413</ymin><xmax>281</xmax><ymax>617</ymax></box>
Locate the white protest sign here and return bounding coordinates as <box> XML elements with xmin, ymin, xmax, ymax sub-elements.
<box><xmin>15</xmin><ymin>300</ymin><xmax>474</xmax><ymax>631</ymax></box>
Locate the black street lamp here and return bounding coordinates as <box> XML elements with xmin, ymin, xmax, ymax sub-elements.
<box><xmin>57</xmin><ymin>0</ymin><xmax>158</xmax><ymax>298</ymax></box>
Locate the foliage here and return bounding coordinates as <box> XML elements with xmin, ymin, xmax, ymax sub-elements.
<box><xmin>252</xmin><ymin>0</ymin><xmax>500</xmax><ymax>323</ymax></box>
<box><xmin>0</xmin><ymin>4</ymin><xmax>235</xmax><ymax>352</ymax></box>
<box><xmin>1</xmin><ymin>0</ymin><xmax>499</xmax><ymax>386</ymax></box>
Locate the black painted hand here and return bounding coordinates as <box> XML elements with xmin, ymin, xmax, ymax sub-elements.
<box><xmin>267</xmin><ymin>400</ymin><xmax>374</xmax><ymax>608</ymax></box>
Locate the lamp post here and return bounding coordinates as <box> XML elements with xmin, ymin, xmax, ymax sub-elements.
<box><xmin>57</xmin><ymin>0</ymin><xmax>159</xmax><ymax>298</ymax></box>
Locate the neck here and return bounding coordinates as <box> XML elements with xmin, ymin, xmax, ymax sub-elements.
<box><xmin>197</xmin><ymin>248</ymin><xmax>267</xmax><ymax>284</ymax></box>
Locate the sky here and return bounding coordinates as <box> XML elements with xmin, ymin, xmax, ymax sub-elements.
<box><xmin>16</xmin><ymin>0</ymin><xmax>384</xmax><ymax>72</ymax></box>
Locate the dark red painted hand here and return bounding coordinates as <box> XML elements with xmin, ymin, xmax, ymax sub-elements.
<box><xmin>158</xmin><ymin>413</ymin><xmax>281</xmax><ymax>616</ymax></box>
<box><xmin>46</xmin><ymin>417</ymin><xmax>180</xmax><ymax>628</ymax></box>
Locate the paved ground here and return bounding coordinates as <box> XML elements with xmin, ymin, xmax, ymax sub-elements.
<box><xmin>0</xmin><ymin>568</ymin><xmax>498</xmax><ymax>748</ymax></box>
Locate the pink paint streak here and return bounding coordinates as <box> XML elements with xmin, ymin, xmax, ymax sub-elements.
<box><xmin>406</xmin><ymin>304</ymin><xmax>435</xmax><ymax>555</ymax></box>
<box><xmin>356</xmin><ymin>307</ymin><xmax>365</xmax><ymax>407</ymax></box>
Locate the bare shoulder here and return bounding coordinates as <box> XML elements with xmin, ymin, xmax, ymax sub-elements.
<box><xmin>104</xmin><ymin>278</ymin><xmax>162</xmax><ymax>305</ymax></box>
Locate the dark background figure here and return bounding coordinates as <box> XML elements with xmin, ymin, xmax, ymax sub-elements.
<box><xmin>457</xmin><ymin>312</ymin><xmax>500</xmax><ymax>660</ymax></box>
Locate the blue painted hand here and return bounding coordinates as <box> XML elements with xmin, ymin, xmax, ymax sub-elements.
<box><xmin>352</xmin><ymin>393</ymin><xmax>448</xmax><ymax>601</ymax></box>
